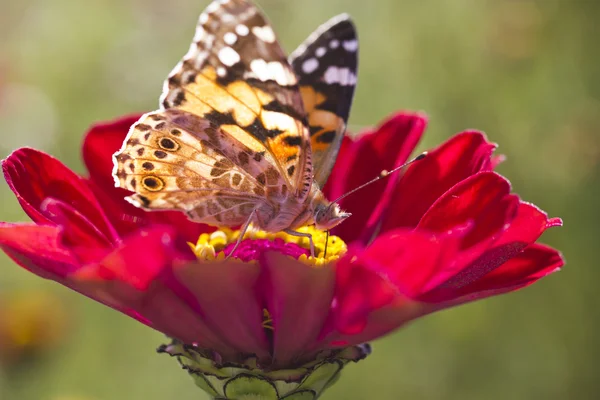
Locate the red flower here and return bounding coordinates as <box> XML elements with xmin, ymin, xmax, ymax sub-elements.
<box><xmin>0</xmin><ymin>112</ymin><xmax>563</xmax><ymax>368</ymax></box>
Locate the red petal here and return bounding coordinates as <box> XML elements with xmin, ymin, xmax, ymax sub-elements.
<box><xmin>133</xmin><ymin>275</ymin><xmax>235</xmax><ymax>357</ymax></box>
<box><xmin>0</xmin><ymin>223</ymin><xmax>154</xmax><ymax>327</ymax></box>
<box><xmin>325</xmin><ymin>112</ymin><xmax>426</xmax><ymax>243</ymax></box>
<box><xmin>0</xmin><ymin>222</ymin><xmax>161</xmax><ymax>332</ymax></box>
<box><xmin>172</xmin><ymin>260</ymin><xmax>270</xmax><ymax>359</ymax></box>
<box><xmin>72</xmin><ymin>226</ymin><xmax>232</xmax><ymax>352</ymax></box>
<box><xmin>364</xmin><ymin>229</ymin><xmax>466</xmax><ymax>298</ymax></box>
<box><xmin>86</xmin><ymin>177</ymin><xmax>208</xmax><ymax>252</ymax></box>
<box><xmin>2</xmin><ymin>148</ymin><xmax>118</xmax><ymax>242</ymax></box>
<box><xmin>421</xmin><ymin>202</ymin><xmax>557</xmax><ymax>301</ymax></box>
<box><xmin>418</xmin><ymin>172</ymin><xmax>520</xmax><ymax>248</ymax></box>
<box><xmin>82</xmin><ymin>114</ymin><xmax>142</xmax><ymax>190</ymax></box>
<box><xmin>74</xmin><ymin>226</ymin><xmax>179</xmax><ymax>289</ymax></box>
<box><xmin>146</xmin><ymin>211</ymin><xmax>213</xmax><ymax>247</ymax></box>
<box><xmin>328</xmin><ymin>229</ymin><xmax>463</xmax><ymax>338</ymax></box>
<box><xmin>85</xmin><ymin>178</ymin><xmax>147</xmax><ymax>237</ymax></box>
<box><xmin>39</xmin><ymin>198</ymin><xmax>113</xmax><ymax>263</ymax></box>
<box><xmin>328</xmin><ymin>247</ymin><xmax>400</xmax><ymax>336</ymax></box>
<box><xmin>323</xmin><ymin>296</ymin><xmax>430</xmax><ymax>348</ymax></box>
<box><xmin>260</xmin><ymin>252</ymin><xmax>335</xmax><ymax>366</ymax></box>
<box><xmin>369</xmin><ymin>131</ymin><xmax>497</xmax><ymax>237</ymax></box>
<box><xmin>0</xmin><ymin>223</ymin><xmax>78</xmax><ymax>279</ymax></box>
<box><xmin>464</xmin><ymin>243</ymin><xmax>563</xmax><ymax>292</ymax></box>
<box><xmin>428</xmin><ymin>243</ymin><xmax>563</xmax><ymax>309</ymax></box>
<box><xmin>491</xmin><ymin>154</ymin><xmax>506</xmax><ymax>169</ymax></box>
<box><xmin>322</xmin><ymin>236</ymin><xmax>563</xmax><ymax>348</ymax></box>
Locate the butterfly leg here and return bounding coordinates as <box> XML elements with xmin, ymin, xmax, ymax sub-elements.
<box><xmin>284</xmin><ymin>229</ymin><xmax>315</xmax><ymax>258</ymax></box>
<box><xmin>226</xmin><ymin>210</ymin><xmax>256</xmax><ymax>259</ymax></box>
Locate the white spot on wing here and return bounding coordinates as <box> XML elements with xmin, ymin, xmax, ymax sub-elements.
<box><xmin>330</xmin><ymin>39</ymin><xmax>339</xmax><ymax>49</ymax></box>
<box><xmin>323</xmin><ymin>66</ymin><xmax>339</xmax><ymax>84</ymax></box>
<box><xmin>288</xmin><ymin>13</ymin><xmax>352</xmax><ymax>62</ymax></box>
<box><xmin>193</xmin><ymin>49</ymin><xmax>210</xmax><ymax>68</ymax></box>
<box><xmin>224</xmin><ymin>32</ymin><xmax>237</xmax><ymax>45</ymax></box>
<box><xmin>250</xmin><ymin>59</ymin><xmax>268</xmax><ymax>79</ymax></box>
<box><xmin>182</xmin><ymin>70</ymin><xmax>196</xmax><ymax>83</ymax></box>
<box><xmin>218</xmin><ymin>47</ymin><xmax>240</xmax><ymax>66</ymax></box>
<box><xmin>261</xmin><ymin>110</ymin><xmax>298</xmax><ymax>132</ymax></box>
<box><xmin>268</xmin><ymin>62</ymin><xmax>289</xmax><ymax>85</ymax></box>
<box><xmin>250</xmin><ymin>59</ymin><xmax>297</xmax><ymax>85</ymax></box>
<box><xmin>183</xmin><ymin>40</ymin><xmax>210</xmax><ymax>69</ymax></box>
<box><xmin>236</xmin><ymin>24</ymin><xmax>250</xmax><ymax>36</ymax></box>
<box><xmin>199</xmin><ymin>13</ymin><xmax>209</xmax><ymax>25</ymax></box>
<box><xmin>193</xmin><ymin>27</ymin><xmax>207</xmax><ymax>43</ymax></box>
<box><xmin>221</xmin><ymin>13</ymin><xmax>234</xmax><ymax>23</ymax></box>
<box><xmin>316</xmin><ymin>47</ymin><xmax>326</xmax><ymax>57</ymax></box>
<box><xmin>217</xmin><ymin>67</ymin><xmax>227</xmax><ymax>77</ymax></box>
<box><xmin>323</xmin><ymin>66</ymin><xmax>357</xmax><ymax>85</ymax></box>
<box><xmin>343</xmin><ymin>39</ymin><xmax>358</xmax><ymax>52</ymax></box>
<box><xmin>302</xmin><ymin>58</ymin><xmax>319</xmax><ymax>74</ymax></box>
<box><xmin>252</xmin><ymin>25</ymin><xmax>276</xmax><ymax>43</ymax></box>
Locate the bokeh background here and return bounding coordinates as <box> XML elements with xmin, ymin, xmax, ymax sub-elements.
<box><xmin>0</xmin><ymin>0</ymin><xmax>597</xmax><ymax>399</ymax></box>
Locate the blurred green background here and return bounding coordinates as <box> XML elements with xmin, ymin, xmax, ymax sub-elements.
<box><xmin>0</xmin><ymin>0</ymin><xmax>596</xmax><ymax>399</ymax></box>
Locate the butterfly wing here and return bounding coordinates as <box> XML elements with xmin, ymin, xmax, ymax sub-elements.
<box><xmin>161</xmin><ymin>0</ymin><xmax>312</xmax><ymax>200</ymax></box>
<box><xmin>113</xmin><ymin>109</ymin><xmax>285</xmax><ymax>226</ymax></box>
<box><xmin>289</xmin><ymin>14</ymin><xmax>358</xmax><ymax>187</ymax></box>
<box><xmin>113</xmin><ymin>0</ymin><xmax>314</xmax><ymax>226</ymax></box>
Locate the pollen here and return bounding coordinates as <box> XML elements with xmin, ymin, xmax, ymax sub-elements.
<box><xmin>189</xmin><ymin>225</ymin><xmax>347</xmax><ymax>265</ymax></box>
<box><xmin>188</xmin><ymin>228</ymin><xmax>233</xmax><ymax>261</ymax></box>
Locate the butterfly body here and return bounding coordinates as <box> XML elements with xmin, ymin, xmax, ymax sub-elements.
<box><xmin>258</xmin><ymin>186</ymin><xmax>349</xmax><ymax>232</ymax></box>
<box><xmin>113</xmin><ymin>0</ymin><xmax>357</xmax><ymax>237</ymax></box>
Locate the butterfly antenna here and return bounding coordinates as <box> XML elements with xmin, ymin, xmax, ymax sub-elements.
<box><xmin>331</xmin><ymin>152</ymin><xmax>427</xmax><ymax>205</ymax></box>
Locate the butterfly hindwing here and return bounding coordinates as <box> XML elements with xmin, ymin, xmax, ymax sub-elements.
<box><xmin>289</xmin><ymin>14</ymin><xmax>358</xmax><ymax>187</ymax></box>
<box><xmin>160</xmin><ymin>0</ymin><xmax>313</xmax><ymax>200</ymax></box>
<box><xmin>113</xmin><ymin>108</ymin><xmax>290</xmax><ymax>225</ymax></box>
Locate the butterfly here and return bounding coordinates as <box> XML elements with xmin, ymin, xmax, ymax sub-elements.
<box><xmin>112</xmin><ymin>0</ymin><xmax>358</xmax><ymax>255</ymax></box>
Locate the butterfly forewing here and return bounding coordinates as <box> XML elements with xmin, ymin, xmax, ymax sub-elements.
<box><xmin>289</xmin><ymin>14</ymin><xmax>358</xmax><ymax>187</ymax></box>
<box><xmin>161</xmin><ymin>0</ymin><xmax>312</xmax><ymax>199</ymax></box>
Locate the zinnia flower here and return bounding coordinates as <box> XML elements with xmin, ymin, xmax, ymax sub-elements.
<box><xmin>0</xmin><ymin>111</ymin><xmax>563</xmax><ymax>399</ymax></box>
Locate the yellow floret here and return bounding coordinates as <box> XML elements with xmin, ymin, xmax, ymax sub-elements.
<box><xmin>189</xmin><ymin>225</ymin><xmax>347</xmax><ymax>265</ymax></box>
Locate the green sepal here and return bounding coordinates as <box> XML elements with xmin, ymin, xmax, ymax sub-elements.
<box><xmin>158</xmin><ymin>342</ymin><xmax>370</xmax><ymax>399</ymax></box>
<box><xmin>224</xmin><ymin>374</ymin><xmax>279</xmax><ymax>399</ymax></box>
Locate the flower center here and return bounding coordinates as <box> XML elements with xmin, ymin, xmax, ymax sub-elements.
<box><xmin>189</xmin><ymin>225</ymin><xmax>346</xmax><ymax>266</ymax></box>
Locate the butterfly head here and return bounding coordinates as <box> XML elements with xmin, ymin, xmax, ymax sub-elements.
<box><xmin>313</xmin><ymin>202</ymin><xmax>351</xmax><ymax>231</ymax></box>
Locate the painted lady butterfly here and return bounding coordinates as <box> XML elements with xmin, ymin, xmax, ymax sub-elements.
<box><xmin>113</xmin><ymin>0</ymin><xmax>358</xmax><ymax>254</ymax></box>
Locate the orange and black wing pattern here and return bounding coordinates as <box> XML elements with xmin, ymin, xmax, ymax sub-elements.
<box><xmin>160</xmin><ymin>0</ymin><xmax>313</xmax><ymax>200</ymax></box>
<box><xmin>113</xmin><ymin>0</ymin><xmax>317</xmax><ymax>225</ymax></box>
<box><xmin>289</xmin><ymin>15</ymin><xmax>358</xmax><ymax>187</ymax></box>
